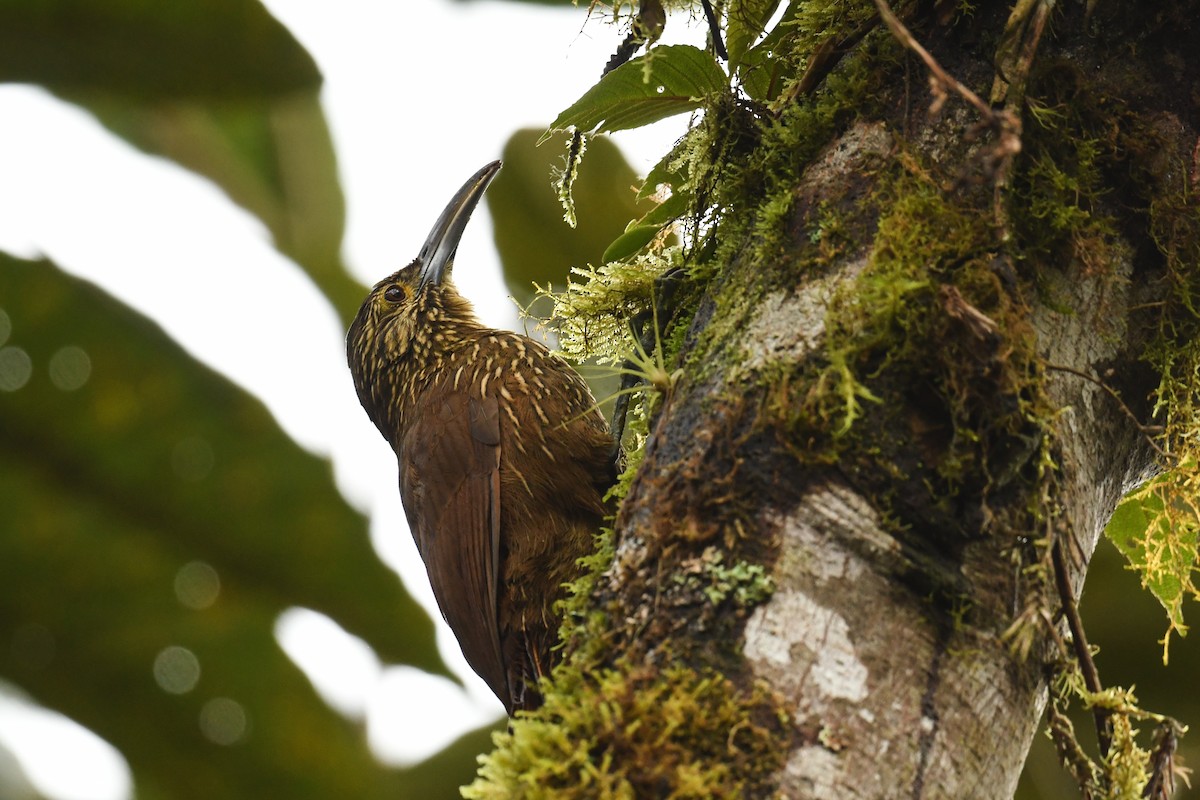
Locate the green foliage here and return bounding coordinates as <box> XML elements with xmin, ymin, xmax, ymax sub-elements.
<box><xmin>0</xmin><ymin>0</ymin><xmax>320</xmax><ymax>99</ymax></box>
<box><xmin>1106</xmin><ymin>477</ymin><xmax>1199</xmax><ymax>654</ymax></box>
<box><xmin>546</xmin><ymin>45</ymin><xmax>727</xmax><ymax>138</ymax></box>
<box><xmin>0</xmin><ymin>256</ymin><xmax>460</xmax><ymax>797</ymax></box>
<box><xmin>0</xmin><ymin>1</ymin><xmax>485</xmax><ymax>796</ymax></box>
<box><xmin>463</xmin><ymin>663</ymin><xmax>787</xmax><ymax>799</ymax></box>
<box><xmin>487</xmin><ymin>129</ymin><xmax>659</xmax><ymax>310</ymax></box>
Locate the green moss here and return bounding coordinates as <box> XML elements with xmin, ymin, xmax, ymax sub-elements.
<box><xmin>679</xmin><ymin>39</ymin><xmax>890</xmax><ymax>388</ymax></box>
<box><xmin>760</xmin><ymin>157</ymin><xmax>1046</xmax><ymax>510</ymax></box>
<box><xmin>673</xmin><ymin>547</ymin><xmax>776</xmax><ymax>607</ymax></box>
<box><xmin>463</xmin><ymin>662</ymin><xmax>789</xmax><ymax>800</ymax></box>
<box><xmin>1011</xmin><ymin>92</ymin><xmax>1117</xmax><ymax>278</ymax></box>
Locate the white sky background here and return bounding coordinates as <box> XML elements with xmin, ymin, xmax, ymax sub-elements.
<box><xmin>0</xmin><ymin>1</ymin><xmax>703</xmax><ymax>798</ymax></box>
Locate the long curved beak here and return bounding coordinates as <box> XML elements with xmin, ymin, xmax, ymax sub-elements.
<box><xmin>417</xmin><ymin>160</ymin><xmax>502</xmax><ymax>287</ymax></box>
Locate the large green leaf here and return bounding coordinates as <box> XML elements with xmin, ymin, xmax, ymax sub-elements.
<box><xmin>0</xmin><ymin>0</ymin><xmax>362</xmax><ymax>326</ymax></box>
<box><xmin>547</xmin><ymin>45</ymin><xmax>727</xmax><ymax>137</ymax></box>
<box><xmin>0</xmin><ymin>254</ymin><xmax>480</xmax><ymax>798</ymax></box>
<box><xmin>76</xmin><ymin>92</ymin><xmax>363</xmax><ymax>325</ymax></box>
<box><xmin>0</xmin><ymin>255</ymin><xmax>441</xmax><ymax>672</ymax></box>
<box><xmin>0</xmin><ymin>0</ymin><xmax>320</xmax><ymax>100</ymax></box>
<box><xmin>487</xmin><ymin>130</ymin><xmax>658</xmax><ymax>309</ymax></box>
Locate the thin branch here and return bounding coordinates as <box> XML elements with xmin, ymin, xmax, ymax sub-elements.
<box><xmin>1042</xmin><ymin>362</ymin><xmax>1167</xmax><ymax>459</ymax></box>
<box><xmin>870</xmin><ymin>0</ymin><xmax>1022</xmax><ymax>227</ymax></box>
<box><xmin>989</xmin><ymin>0</ymin><xmax>1054</xmax><ymax>110</ymax></box>
<box><xmin>872</xmin><ymin>0</ymin><xmax>1012</xmax><ymax>125</ymax></box>
<box><xmin>1051</xmin><ymin>535</ymin><xmax>1112</xmax><ymax>756</ymax></box>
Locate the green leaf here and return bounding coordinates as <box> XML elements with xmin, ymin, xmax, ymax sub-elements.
<box><xmin>602</xmin><ymin>189</ymin><xmax>691</xmax><ymax>263</ymax></box>
<box><xmin>0</xmin><ymin>0</ymin><xmax>320</xmax><ymax>100</ymax></box>
<box><xmin>735</xmin><ymin>7</ymin><xmax>797</xmax><ymax>102</ymax></box>
<box><xmin>602</xmin><ymin>225</ymin><xmax>662</xmax><ymax>265</ymax></box>
<box><xmin>77</xmin><ymin>92</ymin><xmax>362</xmax><ymax>326</ymax></box>
<box><xmin>1105</xmin><ymin>474</ymin><xmax>1199</xmax><ymax>643</ymax></box>
<box><xmin>0</xmin><ymin>254</ymin><xmax>474</xmax><ymax>797</ymax></box>
<box><xmin>547</xmin><ymin>45</ymin><xmax>727</xmax><ymax>137</ymax></box>
<box><xmin>638</xmin><ymin>186</ymin><xmax>691</xmax><ymax>228</ymax></box>
<box><xmin>0</xmin><ymin>1</ymin><xmax>362</xmax><ymax>326</ymax></box>
<box><xmin>0</xmin><ymin>253</ymin><xmax>444</xmax><ymax>670</ymax></box>
<box><xmin>726</xmin><ymin>0</ymin><xmax>786</xmax><ymax>71</ymax></box>
<box><xmin>487</xmin><ymin>129</ymin><xmax>660</xmax><ymax>308</ymax></box>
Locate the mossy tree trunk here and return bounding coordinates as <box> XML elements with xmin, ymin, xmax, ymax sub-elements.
<box><xmin>468</xmin><ymin>2</ymin><xmax>1199</xmax><ymax>797</ymax></box>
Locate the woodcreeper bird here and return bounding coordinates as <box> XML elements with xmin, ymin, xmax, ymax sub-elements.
<box><xmin>346</xmin><ymin>161</ymin><xmax>613</xmax><ymax>714</ymax></box>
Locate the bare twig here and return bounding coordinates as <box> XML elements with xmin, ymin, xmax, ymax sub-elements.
<box><xmin>1051</xmin><ymin>535</ymin><xmax>1112</xmax><ymax>756</ymax></box>
<box><xmin>990</xmin><ymin>0</ymin><xmax>1054</xmax><ymax>110</ymax></box>
<box><xmin>1042</xmin><ymin>362</ymin><xmax>1167</xmax><ymax>459</ymax></box>
<box><xmin>871</xmin><ymin>0</ymin><xmax>1022</xmax><ymax>225</ymax></box>
<box><xmin>1046</xmin><ymin>698</ymin><xmax>1100</xmax><ymax>798</ymax></box>
<box><xmin>872</xmin><ymin>0</ymin><xmax>1016</xmax><ymax>129</ymax></box>
<box><xmin>1144</xmin><ymin>722</ymin><xmax>1186</xmax><ymax>800</ymax></box>
<box><xmin>939</xmin><ymin>284</ymin><xmax>999</xmax><ymax>340</ymax></box>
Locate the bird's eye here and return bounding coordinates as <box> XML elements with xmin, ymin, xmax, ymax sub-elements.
<box><xmin>384</xmin><ymin>285</ymin><xmax>407</xmax><ymax>303</ymax></box>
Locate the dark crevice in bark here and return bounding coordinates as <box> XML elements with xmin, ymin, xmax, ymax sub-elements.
<box><xmin>910</xmin><ymin>639</ymin><xmax>946</xmax><ymax>800</ymax></box>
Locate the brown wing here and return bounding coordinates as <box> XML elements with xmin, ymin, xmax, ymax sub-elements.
<box><xmin>398</xmin><ymin>390</ymin><xmax>509</xmax><ymax>710</ymax></box>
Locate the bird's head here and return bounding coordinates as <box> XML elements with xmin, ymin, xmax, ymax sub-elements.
<box><xmin>347</xmin><ymin>161</ymin><xmax>500</xmax><ymax>433</ymax></box>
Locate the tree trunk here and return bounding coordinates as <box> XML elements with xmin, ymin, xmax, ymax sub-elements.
<box><xmin>467</xmin><ymin>2</ymin><xmax>1199</xmax><ymax>797</ymax></box>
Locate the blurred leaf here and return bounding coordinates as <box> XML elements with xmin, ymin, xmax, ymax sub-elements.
<box><xmin>0</xmin><ymin>254</ymin><xmax>474</xmax><ymax>796</ymax></box>
<box><xmin>0</xmin><ymin>254</ymin><xmax>443</xmax><ymax>673</ymax></box>
<box><xmin>726</xmin><ymin>0</ymin><xmax>785</xmax><ymax>71</ymax></box>
<box><xmin>76</xmin><ymin>91</ymin><xmax>363</xmax><ymax>325</ymax></box>
<box><xmin>547</xmin><ymin>45</ymin><xmax>727</xmax><ymax>137</ymax></box>
<box><xmin>398</xmin><ymin>719</ymin><xmax>506</xmax><ymax>796</ymax></box>
<box><xmin>0</xmin><ymin>0</ymin><xmax>363</xmax><ymax>326</ymax></box>
<box><xmin>488</xmin><ymin>130</ymin><xmax>659</xmax><ymax>307</ymax></box>
<box><xmin>0</xmin><ymin>0</ymin><xmax>320</xmax><ymax>100</ymax></box>
<box><xmin>0</xmin><ymin>734</ymin><xmax>40</xmax><ymax>800</ymax></box>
